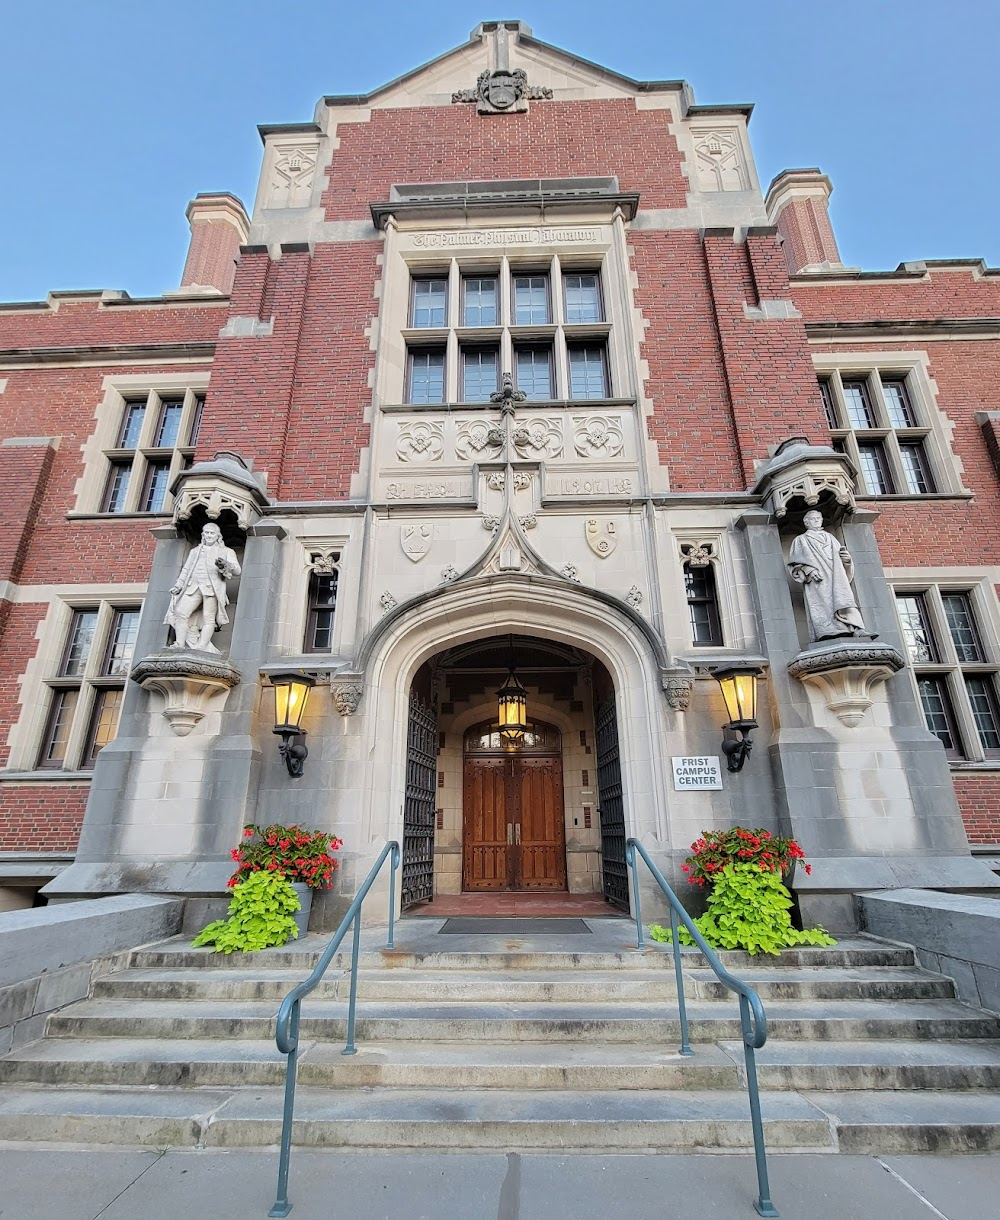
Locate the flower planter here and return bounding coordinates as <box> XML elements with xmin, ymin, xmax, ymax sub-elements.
<box><xmin>291</xmin><ymin>884</ymin><xmax>313</xmax><ymax>938</ymax></box>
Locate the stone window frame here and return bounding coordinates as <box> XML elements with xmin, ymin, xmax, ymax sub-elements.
<box><xmin>891</xmin><ymin>578</ymin><xmax>1000</xmax><ymax>764</ymax></box>
<box><xmin>392</xmin><ymin>251</ymin><xmax>619</xmax><ymax>408</ymax></box>
<box><xmin>671</xmin><ymin>529</ymin><xmax>743</xmax><ymax>653</ymax></box>
<box><xmin>303</xmin><ymin>550</ymin><xmax>342</xmax><ymax>654</ymax></box>
<box><xmin>29</xmin><ymin>598</ymin><xmax>142</xmax><ymax>774</ymax></box>
<box><xmin>73</xmin><ymin>373</ymin><xmax>210</xmax><ymax>517</ymax></box>
<box><xmin>277</xmin><ymin>538</ymin><xmax>350</xmax><ymax>661</ymax></box>
<box><xmin>811</xmin><ymin>353</ymin><xmax>965</xmax><ymax>498</ymax></box>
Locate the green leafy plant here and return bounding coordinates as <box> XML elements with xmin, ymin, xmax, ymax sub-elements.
<box><xmin>649</xmin><ymin>864</ymin><xmax>836</xmax><ymax>956</ymax></box>
<box><xmin>229</xmin><ymin>822</ymin><xmax>343</xmax><ymax>890</ymax></box>
<box><xmin>193</xmin><ymin>870</ymin><xmax>301</xmax><ymax>953</ymax></box>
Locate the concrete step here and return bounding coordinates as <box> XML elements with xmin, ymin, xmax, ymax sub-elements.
<box><xmin>44</xmin><ymin>996</ymin><xmax>1000</xmax><ymax>1044</ymax></box>
<box><xmin>1</xmin><ymin>1084</ymin><xmax>996</xmax><ymax>1153</ymax></box>
<box><xmin>0</xmin><ymin>1038</ymin><xmax>741</xmax><ymax>1090</ymax></box>
<box><xmin>129</xmin><ymin>934</ymin><xmax>917</xmax><ymax>973</ymax></box>
<box><xmin>0</xmin><ymin>1086</ymin><xmax>834</xmax><ymax>1151</ymax></box>
<box><xmin>89</xmin><ymin>964</ymin><xmax>952</xmax><ymax>1005</ymax></box>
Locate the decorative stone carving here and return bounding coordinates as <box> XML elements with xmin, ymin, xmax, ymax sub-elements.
<box><xmin>490</xmin><ymin>371</ymin><xmax>527</xmax><ymax>412</ymax></box>
<box><xmin>172</xmin><ymin>451</ymin><xmax>270</xmax><ymax>533</ymax></box>
<box><xmin>164</xmin><ymin>523</ymin><xmax>241</xmax><ymax>653</ymax></box>
<box><xmin>679</xmin><ymin>540</ymin><xmax>716</xmax><ymax>568</ymax></box>
<box><xmin>518</xmin><ymin>513</ymin><xmax>537</xmax><ymax>530</ymax></box>
<box><xmin>456</xmin><ymin>419</ymin><xmax>504</xmax><ymax>460</ymax></box>
<box><xmin>512</xmin><ymin>418</ymin><xmax>563</xmax><ymax>459</ymax></box>
<box><xmin>307</xmin><ymin>549</ymin><xmax>340</xmax><ymax>575</ymax></box>
<box><xmin>396</xmin><ymin>420</ymin><xmax>444</xmax><ymax>463</ymax></box>
<box><xmin>487</xmin><ymin>471</ymin><xmax>530</xmax><ymax>493</ymax></box>
<box><xmin>452</xmin><ymin>70</ymin><xmax>552</xmax><ymax>113</ymax></box>
<box><xmin>400</xmin><ymin>523</ymin><xmax>433</xmax><ymax>563</ymax></box>
<box><xmin>386</xmin><ymin>481</ymin><xmax>458</xmax><ymax>500</ymax></box>
<box><xmin>585</xmin><ymin>518</ymin><xmax>617</xmax><ymax>557</ymax></box>
<box><xmin>560</xmin><ymin>564</ymin><xmax>580</xmax><ymax>582</ymax></box>
<box><xmin>692</xmin><ymin>128</ymin><xmax>749</xmax><ymax>192</ymax></box>
<box><xmin>626</xmin><ymin>585</ymin><xmax>643</xmax><ymax>609</ymax></box>
<box><xmin>268</xmin><ymin>144</ymin><xmax>318</xmax><ymax>208</ymax></box>
<box><xmin>752</xmin><ymin>437</ymin><xmax>857</xmax><ymax>520</ymax></box>
<box><xmin>788</xmin><ymin>511</ymin><xmax>868</xmax><ymax>642</ymax></box>
<box><xmin>574</xmin><ymin>415</ymin><xmax>624</xmax><ymax>458</ymax></box>
<box><xmin>482</xmin><ymin>514</ymin><xmax>501</xmax><ymax>534</ymax></box>
<box><xmin>441</xmin><ymin>565</ymin><xmax>460</xmax><ymax>584</ymax></box>
<box><xmin>379</xmin><ymin>591</ymin><xmax>398</xmax><ymax>614</ymax></box>
<box><xmin>664</xmin><ymin>677</ymin><xmax>694</xmax><ymax>712</ymax></box>
<box><xmin>331</xmin><ymin>682</ymin><xmax>363</xmax><ymax>716</ymax></box>
<box><xmin>789</xmin><ymin>641</ymin><xmax>905</xmax><ymax>728</ymax></box>
<box><xmin>131</xmin><ymin>651</ymin><xmax>241</xmax><ymax>737</ymax></box>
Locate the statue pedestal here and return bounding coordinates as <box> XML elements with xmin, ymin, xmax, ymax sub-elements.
<box><xmin>131</xmin><ymin>650</ymin><xmax>242</xmax><ymax>736</ymax></box>
<box><xmin>788</xmin><ymin>639</ymin><xmax>905</xmax><ymax>728</ymax></box>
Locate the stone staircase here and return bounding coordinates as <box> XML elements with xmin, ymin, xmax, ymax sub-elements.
<box><xmin>1</xmin><ymin>920</ymin><xmax>999</xmax><ymax>1153</ymax></box>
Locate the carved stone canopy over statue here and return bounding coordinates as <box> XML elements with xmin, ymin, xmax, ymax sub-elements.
<box><xmin>788</xmin><ymin>510</ymin><xmax>867</xmax><ymax>642</ymax></box>
<box><xmin>164</xmin><ymin>523</ymin><xmax>241</xmax><ymax>653</ymax></box>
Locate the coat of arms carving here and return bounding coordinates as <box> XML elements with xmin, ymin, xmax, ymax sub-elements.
<box><xmin>401</xmin><ymin>523</ymin><xmax>433</xmax><ymax>563</ymax></box>
<box><xmin>586</xmin><ymin>518</ymin><xmax>617</xmax><ymax>558</ymax></box>
<box><xmin>453</xmin><ymin>70</ymin><xmax>553</xmax><ymax>114</ymax></box>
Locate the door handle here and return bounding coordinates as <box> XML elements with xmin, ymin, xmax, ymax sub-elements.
<box><xmin>514</xmin><ymin>824</ymin><xmax>521</xmax><ymax>846</ymax></box>
<box><xmin>507</xmin><ymin>823</ymin><xmax>513</xmax><ymax>846</ymax></box>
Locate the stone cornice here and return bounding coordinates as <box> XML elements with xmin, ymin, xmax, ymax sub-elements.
<box><xmin>0</xmin><ymin>342</ymin><xmax>216</xmax><ymax>367</ymax></box>
<box><xmin>804</xmin><ymin>318</ymin><xmax>1000</xmax><ymax>339</ymax></box>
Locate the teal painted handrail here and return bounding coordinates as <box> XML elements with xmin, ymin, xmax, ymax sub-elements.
<box><xmin>626</xmin><ymin>837</ymin><xmax>778</xmax><ymax>1218</ymax></box>
<box><xmin>268</xmin><ymin>840</ymin><xmax>400</xmax><ymax>1218</ymax></box>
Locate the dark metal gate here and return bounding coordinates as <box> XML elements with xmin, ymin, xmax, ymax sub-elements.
<box><xmin>401</xmin><ymin>693</ymin><xmax>437</xmax><ymax>909</ymax></box>
<box><xmin>595</xmin><ymin>694</ymin><xmax>629</xmax><ymax>910</ymax></box>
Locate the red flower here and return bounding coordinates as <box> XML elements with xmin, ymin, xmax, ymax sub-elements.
<box><xmin>243</xmin><ymin>828</ymin><xmax>254</xmax><ymax>838</ymax></box>
<box><xmin>804</xmin><ymin>863</ymin><xmax>812</xmax><ymax>875</ymax></box>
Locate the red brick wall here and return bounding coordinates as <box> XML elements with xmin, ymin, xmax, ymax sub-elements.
<box><xmin>0</xmin><ymin>784</ymin><xmax>88</xmax><ymax>851</ymax></box>
<box><xmin>954</xmin><ymin>774</ymin><xmax>1000</xmax><ymax>845</ymax></box>
<box><xmin>0</xmin><ymin>602</ymin><xmax>45</xmax><ymax>769</ymax></box>
<box><xmin>0</xmin><ymin>296</ymin><xmax>227</xmax><ymax>348</ymax></box>
<box><xmin>322</xmin><ymin>101</ymin><xmax>688</xmax><ymax>221</ymax></box>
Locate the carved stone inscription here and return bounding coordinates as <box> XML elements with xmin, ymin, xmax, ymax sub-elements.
<box><xmin>412</xmin><ymin>228</ymin><xmax>600</xmax><ymax>249</ymax></box>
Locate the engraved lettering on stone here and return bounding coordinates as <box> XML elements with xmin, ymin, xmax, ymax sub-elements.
<box><xmin>512</xmin><ymin>418</ymin><xmax>563</xmax><ymax>459</ymax></box>
<box><xmin>574</xmin><ymin>415</ymin><xmax>624</xmax><ymax>459</ymax></box>
<box><xmin>558</xmin><ymin>477</ymin><xmax>633</xmax><ymax>496</ymax></box>
<box><xmin>386</xmin><ymin>481</ymin><xmax>457</xmax><ymax>500</ymax></box>
<box><xmin>397</xmin><ymin>420</ymin><xmax>444</xmax><ymax>463</ymax></box>
<box><xmin>456</xmin><ymin>419</ymin><xmax>504</xmax><ymax>460</ymax></box>
<box><xmin>400</xmin><ymin>523</ymin><xmax>433</xmax><ymax>563</ymax></box>
<box><xmin>693</xmin><ymin>128</ymin><xmax>749</xmax><ymax>193</ymax></box>
<box><xmin>332</xmin><ymin>682</ymin><xmax>363</xmax><ymax>716</ymax></box>
<box><xmin>586</xmin><ymin>518</ymin><xmax>617</xmax><ymax>558</ymax></box>
<box><xmin>412</xmin><ymin>228</ymin><xmax>600</xmax><ymax>249</ymax></box>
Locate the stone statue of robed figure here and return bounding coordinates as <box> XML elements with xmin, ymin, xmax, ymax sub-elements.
<box><xmin>165</xmin><ymin>522</ymin><xmax>241</xmax><ymax>652</ymax></box>
<box><xmin>788</xmin><ymin>510</ymin><xmax>867</xmax><ymax>641</ymax></box>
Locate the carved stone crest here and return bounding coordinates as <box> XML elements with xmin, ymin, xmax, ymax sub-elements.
<box><xmin>586</xmin><ymin>518</ymin><xmax>617</xmax><ymax>558</ymax></box>
<box><xmin>452</xmin><ymin>69</ymin><xmax>552</xmax><ymax>114</ymax></box>
<box><xmin>332</xmin><ymin>682</ymin><xmax>363</xmax><ymax>717</ymax></box>
<box><xmin>400</xmin><ymin>523</ymin><xmax>433</xmax><ymax>563</ymax></box>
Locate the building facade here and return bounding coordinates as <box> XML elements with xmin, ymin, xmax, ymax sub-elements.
<box><xmin>1</xmin><ymin>21</ymin><xmax>998</xmax><ymax>927</ymax></box>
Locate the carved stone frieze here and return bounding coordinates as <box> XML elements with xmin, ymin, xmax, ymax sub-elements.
<box><xmin>331</xmin><ymin>682</ymin><xmax>363</xmax><ymax>716</ymax></box>
<box><xmin>386</xmin><ymin>481</ymin><xmax>458</xmax><ymax>500</ymax></box>
<box><xmin>456</xmin><ymin>419</ymin><xmax>504</xmax><ymax>460</ymax></box>
<box><xmin>131</xmin><ymin>650</ymin><xmax>241</xmax><ymax>737</ymax></box>
<box><xmin>574</xmin><ymin>415</ymin><xmax>625</xmax><ymax>459</ymax></box>
<box><xmin>512</xmin><ymin>418</ymin><xmax>563</xmax><ymax>459</ymax></box>
<box><xmin>585</xmin><ymin>518</ymin><xmax>617</xmax><ymax>557</ymax></box>
<box><xmin>396</xmin><ymin>420</ymin><xmax>444</xmax><ymax>464</ymax></box>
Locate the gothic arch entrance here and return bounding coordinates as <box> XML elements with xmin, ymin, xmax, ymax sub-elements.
<box><xmin>462</xmin><ymin>720</ymin><xmax>567</xmax><ymax>892</ymax></box>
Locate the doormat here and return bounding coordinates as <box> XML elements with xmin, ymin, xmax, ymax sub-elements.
<box><xmin>438</xmin><ymin>917</ymin><xmax>592</xmax><ymax>935</ymax></box>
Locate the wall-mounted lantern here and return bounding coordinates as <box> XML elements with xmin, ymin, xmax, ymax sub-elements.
<box><xmin>496</xmin><ymin>668</ymin><xmax>528</xmax><ymax>747</ymax></box>
<box><xmin>271</xmin><ymin>672</ymin><xmax>315</xmax><ymax>777</ymax></box>
<box><xmin>714</xmin><ymin>665</ymin><xmax>762</xmax><ymax>772</ymax></box>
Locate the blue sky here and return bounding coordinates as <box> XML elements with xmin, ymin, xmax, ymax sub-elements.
<box><xmin>1</xmin><ymin>1</ymin><xmax>995</xmax><ymax>301</ymax></box>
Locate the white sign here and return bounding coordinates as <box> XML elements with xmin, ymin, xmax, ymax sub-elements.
<box><xmin>671</xmin><ymin>756</ymin><xmax>723</xmax><ymax>791</ymax></box>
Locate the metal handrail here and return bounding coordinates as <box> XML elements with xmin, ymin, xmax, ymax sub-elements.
<box><xmin>626</xmin><ymin>837</ymin><xmax>778</xmax><ymax>1218</ymax></box>
<box><xmin>268</xmin><ymin>840</ymin><xmax>401</xmax><ymax>1218</ymax></box>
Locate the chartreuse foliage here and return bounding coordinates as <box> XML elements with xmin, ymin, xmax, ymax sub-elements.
<box><xmin>193</xmin><ymin>870</ymin><xmax>301</xmax><ymax>954</ymax></box>
<box><xmin>649</xmin><ymin>864</ymin><xmax>836</xmax><ymax>957</ymax></box>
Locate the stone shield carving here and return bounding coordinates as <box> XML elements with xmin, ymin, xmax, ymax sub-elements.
<box><xmin>586</xmin><ymin>518</ymin><xmax>617</xmax><ymax>558</ymax></box>
<box><xmin>401</xmin><ymin>523</ymin><xmax>433</xmax><ymax>563</ymax></box>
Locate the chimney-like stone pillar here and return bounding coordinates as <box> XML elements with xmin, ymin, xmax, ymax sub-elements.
<box><xmin>765</xmin><ymin>169</ymin><xmax>842</xmax><ymax>274</ymax></box>
<box><xmin>180</xmin><ymin>193</ymin><xmax>250</xmax><ymax>295</ymax></box>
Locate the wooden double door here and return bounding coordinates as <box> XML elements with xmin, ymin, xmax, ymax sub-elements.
<box><xmin>463</xmin><ymin>750</ymin><xmax>567</xmax><ymax>892</ymax></box>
